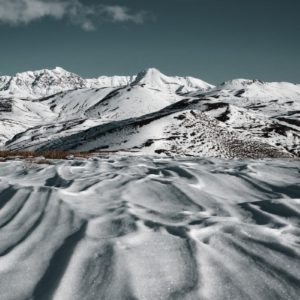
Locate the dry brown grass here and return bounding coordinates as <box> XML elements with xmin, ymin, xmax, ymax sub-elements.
<box><xmin>0</xmin><ymin>150</ymin><xmax>94</xmax><ymax>160</ymax></box>
<box><xmin>0</xmin><ymin>149</ymin><xmax>141</xmax><ymax>161</ymax></box>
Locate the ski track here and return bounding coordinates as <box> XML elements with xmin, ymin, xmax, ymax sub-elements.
<box><xmin>0</xmin><ymin>157</ymin><xmax>299</xmax><ymax>300</ymax></box>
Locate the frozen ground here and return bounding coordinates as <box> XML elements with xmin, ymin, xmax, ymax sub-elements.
<box><xmin>0</xmin><ymin>157</ymin><xmax>299</xmax><ymax>300</ymax></box>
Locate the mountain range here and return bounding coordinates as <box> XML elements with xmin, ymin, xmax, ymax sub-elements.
<box><xmin>0</xmin><ymin>67</ymin><xmax>299</xmax><ymax>158</ymax></box>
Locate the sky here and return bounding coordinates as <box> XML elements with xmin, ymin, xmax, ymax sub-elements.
<box><xmin>0</xmin><ymin>0</ymin><xmax>299</xmax><ymax>84</ymax></box>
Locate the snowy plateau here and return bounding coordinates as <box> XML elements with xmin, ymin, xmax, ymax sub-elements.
<box><xmin>0</xmin><ymin>67</ymin><xmax>300</xmax><ymax>300</ymax></box>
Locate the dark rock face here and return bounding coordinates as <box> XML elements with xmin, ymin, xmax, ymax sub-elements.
<box><xmin>0</xmin><ymin>100</ymin><xmax>12</xmax><ymax>112</ymax></box>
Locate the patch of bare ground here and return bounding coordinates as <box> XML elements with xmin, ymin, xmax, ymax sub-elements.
<box><xmin>0</xmin><ymin>151</ymin><xmax>96</xmax><ymax>161</ymax></box>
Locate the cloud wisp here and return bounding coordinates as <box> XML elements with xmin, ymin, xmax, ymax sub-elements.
<box><xmin>0</xmin><ymin>0</ymin><xmax>150</xmax><ymax>30</ymax></box>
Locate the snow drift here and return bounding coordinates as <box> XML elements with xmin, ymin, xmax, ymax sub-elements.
<box><xmin>0</xmin><ymin>157</ymin><xmax>299</xmax><ymax>300</ymax></box>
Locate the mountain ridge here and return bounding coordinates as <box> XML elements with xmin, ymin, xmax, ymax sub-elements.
<box><xmin>0</xmin><ymin>67</ymin><xmax>299</xmax><ymax>158</ymax></box>
<box><xmin>0</xmin><ymin>67</ymin><xmax>214</xmax><ymax>99</ymax></box>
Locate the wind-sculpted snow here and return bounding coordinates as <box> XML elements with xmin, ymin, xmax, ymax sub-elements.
<box><xmin>0</xmin><ymin>158</ymin><xmax>299</xmax><ymax>300</ymax></box>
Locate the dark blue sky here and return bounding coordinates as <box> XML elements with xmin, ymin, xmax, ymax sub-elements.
<box><xmin>0</xmin><ymin>0</ymin><xmax>299</xmax><ymax>83</ymax></box>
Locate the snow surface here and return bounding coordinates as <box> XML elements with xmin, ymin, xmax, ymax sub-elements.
<box><xmin>0</xmin><ymin>157</ymin><xmax>299</xmax><ymax>300</ymax></box>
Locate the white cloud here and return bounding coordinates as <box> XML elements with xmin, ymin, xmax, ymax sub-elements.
<box><xmin>0</xmin><ymin>0</ymin><xmax>149</xmax><ymax>30</ymax></box>
<box><xmin>0</xmin><ymin>0</ymin><xmax>67</xmax><ymax>24</ymax></box>
<box><xmin>102</xmin><ymin>5</ymin><xmax>147</xmax><ymax>24</ymax></box>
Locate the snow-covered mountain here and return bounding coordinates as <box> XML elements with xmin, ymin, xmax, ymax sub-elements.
<box><xmin>217</xmin><ymin>79</ymin><xmax>300</xmax><ymax>100</ymax></box>
<box><xmin>0</xmin><ymin>67</ymin><xmax>86</xmax><ymax>99</ymax></box>
<box><xmin>0</xmin><ymin>67</ymin><xmax>213</xmax><ymax>99</ymax></box>
<box><xmin>0</xmin><ymin>67</ymin><xmax>299</xmax><ymax>158</ymax></box>
<box><xmin>132</xmin><ymin>68</ymin><xmax>214</xmax><ymax>93</ymax></box>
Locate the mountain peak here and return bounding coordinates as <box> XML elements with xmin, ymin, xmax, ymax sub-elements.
<box><xmin>53</xmin><ymin>66</ymin><xmax>69</xmax><ymax>74</ymax></box>
<box><xmin>132</xmin><ymin>68</ymin><xmax>170</xmax><ymax>87</ymax></box>
<box><xmin>135</xmin><ymin>67</ymin><xmax>164</xmax><ymax>79</ymax></box>
<box><xmin>132</xmin><ymin>67</ymin><xmax>213</xmax><ymax>92</ymax></box>
<box><xmin>144</xmin><ymin>67</ymin><xmax>163</xmax><ymax>74</ymax></box>
<box><xmin>0</xmin><ymin>67</ymin><xmax>85</xmax><ymax>98</ymax></box>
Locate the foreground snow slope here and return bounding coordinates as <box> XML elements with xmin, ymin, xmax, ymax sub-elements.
<box><xmin>0</xmin><ymin>157</ymin><xmax>299</xmax><ymax>300</ymax></box>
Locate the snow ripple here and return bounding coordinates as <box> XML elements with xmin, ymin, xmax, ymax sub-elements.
<box><xmin>0</xmin><ymin>158</ymin><xmax>299</xmax><ymax>300</ymax></box>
